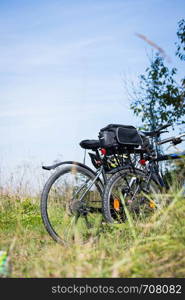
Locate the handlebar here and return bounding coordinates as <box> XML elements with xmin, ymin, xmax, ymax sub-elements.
<box><xmin>157</xmin><ymin>123</ymin><xmax>172</xmax><ymax>132</ymax></box>
<box><xmin>157</xmin><ymin>133</ymin><xmax>185</xmax><ymax>145</ymax></box>
<box><xmin>141</xmin><ymin>123</ymin><xmax>172</xmax><ymax>138</ymax></box>
<box><xmin>157</xmin><ymin>137</ymin><xmax>175</xmax><ymax>145</ymax></box>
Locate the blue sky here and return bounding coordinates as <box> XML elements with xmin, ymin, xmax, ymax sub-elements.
<box><xmin>0</xmin><ymin>0</ymin><xmax>185</xmax><ymax>187</ymax></box>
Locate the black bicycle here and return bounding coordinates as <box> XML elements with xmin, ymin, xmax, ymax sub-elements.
<box><xmin>102</xmin><ymin>128</ymin><xmax>185</xmax><ymax>224</ymax></box>
<box><xmin>40</xmin><ymin>123</ymin><xmax>183</xmax><ymax>244</ymax></box>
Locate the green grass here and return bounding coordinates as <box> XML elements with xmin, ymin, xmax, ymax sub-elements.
<box><xmin>0</xmin><ymin>189</ymin><xmax>185</xmax><ymax>278</ymax></box>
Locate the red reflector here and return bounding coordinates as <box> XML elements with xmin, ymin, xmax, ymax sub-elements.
<box><xmin>139</xmin><ymin>159</ymin><xmax>146</xmax><ymax>165</ymax></box>
<box><xmin>100</xmin><ymin>148</ymin><xmax>107</xmax><ymax>155</ymax></box>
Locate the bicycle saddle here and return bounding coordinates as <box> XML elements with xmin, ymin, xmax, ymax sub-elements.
<box><xmin>80</xmin><ymin>139</ymin><xmax>101</xmax><ymax>150</ymax></box>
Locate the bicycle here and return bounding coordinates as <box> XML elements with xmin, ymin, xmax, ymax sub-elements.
<box><xmin>102</xmin><ymin>128</ymin><xmax>185</xmax><ymax>224</ymax></box>
<box><xmin>40</xmin><ymin>123</ymin><xmax>172</xmax><ymax>244</ymax></box>
<box><xmin>40</xmin><ymin>144</ymin><xmax>129</xmax><ymax>244</ymax></box>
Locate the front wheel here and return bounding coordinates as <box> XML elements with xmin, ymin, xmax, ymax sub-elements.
<box><xmin>102</xmin><ymin>168</ymin><xmax>162</xmax><ymax>223</ymax></box>
<box><xmin>41</xmin><ymin>164</ymin><xmax>103</xmax><ymax>245</ymax></box>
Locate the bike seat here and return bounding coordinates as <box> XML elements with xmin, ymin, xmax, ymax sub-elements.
<box><xmin>79</xmin><ymin>139</ymin><xmax>101</xmax><ymax>150</ymax></box>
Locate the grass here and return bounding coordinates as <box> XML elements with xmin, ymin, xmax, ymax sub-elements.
<box><xmin>0</xmin><ymin>187</ymin><xmax>185</xmax><ymax>278</ymax></box>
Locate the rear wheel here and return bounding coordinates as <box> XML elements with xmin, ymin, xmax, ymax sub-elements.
<box><xmin>102</xmin><ymin>168</ymin><xmax>162</xmax><ymax>223</ymax></box>
<box><xmin>41</xmin><ymin>164</ymin><xmax>103</xmax><ymax>245</ymax></box>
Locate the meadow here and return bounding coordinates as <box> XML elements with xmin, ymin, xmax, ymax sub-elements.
<box><xmin>0</xmin><ymin>180</ymin><xmax>185</xmax><ymax>278</ymax></box>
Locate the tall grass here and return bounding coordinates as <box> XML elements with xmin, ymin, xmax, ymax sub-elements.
<box><xmin>1</xmin><ymin>179</ymin><xmax>185</xmax><ymax>277</ymax></box>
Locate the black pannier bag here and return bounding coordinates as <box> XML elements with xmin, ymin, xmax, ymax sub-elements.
<box><xmin>99</xmin><ymin>124</ymin><xmax>143</xmax><ymax>151</ymax></box>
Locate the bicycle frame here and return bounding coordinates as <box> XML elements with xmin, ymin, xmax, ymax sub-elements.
<box><xmin>77</xmin><ymin>166</ymin><xmax>105</xmax><ymax>203</ymax></box>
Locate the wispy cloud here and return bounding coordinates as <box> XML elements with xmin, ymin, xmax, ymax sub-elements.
<box><xmin>0</xmin><ymin>0</ymin><xmax>184</xmax><ymax>173</ymax></box>
<box><xmin>0</xmin><ymin>35</ymin><xmax>113</xmax><ymax>74</ymax></box>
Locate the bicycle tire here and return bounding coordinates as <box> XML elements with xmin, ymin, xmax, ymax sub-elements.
<box><xmin>102</xmin><ymin>167</ymin><xmax>161</xmax><ymax>223</ymax></box>
<box><xmin>41</xmin><ymin>164</ymin><xmax>103</xmax><ymax>245</ymax></box>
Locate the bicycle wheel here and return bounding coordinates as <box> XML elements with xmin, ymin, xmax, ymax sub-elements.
<box><xmin>41</xmin><ymin>164</ymin><xmax>103</xmax><ymax>245</ymax></box>
<box><xmin>103</xmin><ymin>168</ymin><xmax>162</xmax><ymax>223</ymax></box>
